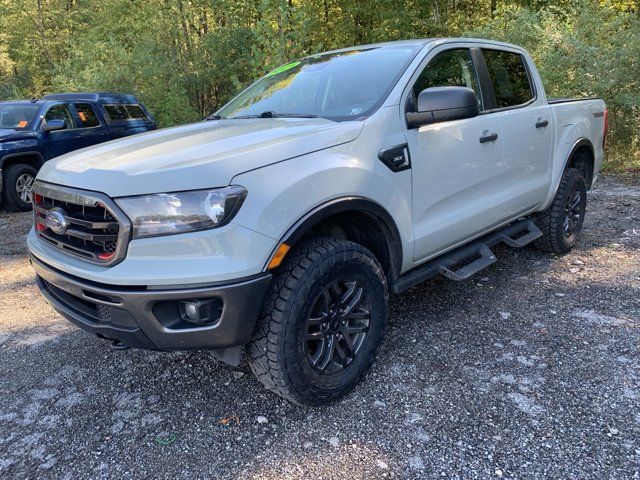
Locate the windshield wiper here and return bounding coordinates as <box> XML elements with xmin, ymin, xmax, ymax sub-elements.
<box><xmin>271</xmin><ymin>112</ymin><xmax>319</xmax><ymax>118</ymax></box>
<box><xmin>227</xmin><ymin>111</ymin><xmax>320</xmax><ymax>119</ymax></box>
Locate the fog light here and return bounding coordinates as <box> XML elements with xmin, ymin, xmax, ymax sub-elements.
<box><xmin>179</xmin><ymin>299</ymin><xmax>219</xmax><ymax>325</ymax></box>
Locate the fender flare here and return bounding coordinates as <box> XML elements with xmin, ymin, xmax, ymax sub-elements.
<box><xmin>562</xmin><ymin>138</ymin><xmax>595</xmax><ymax>186</ymax></box>
<box><xmin>542</xmin><ymin>137</ymin><xmax>595</xmax><ymax>210</ymax></box>
<box><xmin>264</xmin><ymin>196</ymin><xmax>404</xmax><ymax>279</ymax></box>
<box><xmin>0</xmin><ymin>150</ymin><xmax>45</xmax><ymax>169</ymax></box>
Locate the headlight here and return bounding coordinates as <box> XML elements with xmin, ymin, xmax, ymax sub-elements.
<box><xmin>115</xmin><ymin>186</ymin><xmax>247</xmax><ymax>239</ymax></box>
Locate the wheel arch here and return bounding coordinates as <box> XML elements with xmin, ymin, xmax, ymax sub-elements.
<box><xmin>0</xmin><ymin>151</ymin><xmax>45</xmax><ymax>171</ymax></box>
<box><xmin>564</xmin><ymin>138</ymin><xmax>595</xmax><ymax>189</ymax></box>
<box><xmin>0</xmin><ymin>151</ymin><xmax>44</xmax><ymax>198</ymax></box>
<box><xmin>541</xmin><ymin>137</ymin><xmax>595</xmax><ymax>211</ymax></box>
<box><xmin>264</xmin><ymin>197</ymin><xmax>403</xmax><ymax>284</ymax></box>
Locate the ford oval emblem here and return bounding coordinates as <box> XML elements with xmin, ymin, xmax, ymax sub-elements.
<box><xmin>45</xmin><ymin>208</ymin><xmax>68</xmax><ymax>235</ymax></box>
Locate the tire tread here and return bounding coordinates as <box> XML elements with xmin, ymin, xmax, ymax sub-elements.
<box><xmin>534</xmin><ymin>167</ymin><xmax>586</xmax><ymax>253</ymax></box>
<box><xmin>249</xmin><ymin>237</ymin><xmax>387</xmax><ymax>405</ymax></box>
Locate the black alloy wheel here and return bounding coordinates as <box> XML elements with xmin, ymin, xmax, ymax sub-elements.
<box><xmin>563</xmin><ymin>186</ymin><xmax>583</xmax><ymax>238</ymax></box>
<box><xmin>304</xmin><ymin>278</ymin><xmax>371</xmax><ymax>375</ymax></box>
<box><xmin>249</xmin><ymin>237</ymin><xmax>388</xmax><ymax>406</ymax></box>
<box><xmin>534</xmin><ymin>167</ymin><xmax>587</xmax><ymax>253</ymax></box>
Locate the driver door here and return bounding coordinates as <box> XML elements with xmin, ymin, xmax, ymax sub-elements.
<box><xmin>405</xmin><ymin>47</ymin><xmax>506</xmax><ymax>262</ymax></box>
<box><xmin>39</xmin><ymin>103</ymin><xmax>79</xmax><ymax>160</ymax></box>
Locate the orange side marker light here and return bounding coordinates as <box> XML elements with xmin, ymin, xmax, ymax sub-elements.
<box><xmin>267</xmin><ymin>243</ymin><xmax>290</xmax><ymax>270</ymax></box>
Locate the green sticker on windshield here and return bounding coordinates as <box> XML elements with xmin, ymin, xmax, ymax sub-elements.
<box><xmin>265</xmin><ymin>61</ymin><xmax>301</xmax><ymax>77</ymax></box>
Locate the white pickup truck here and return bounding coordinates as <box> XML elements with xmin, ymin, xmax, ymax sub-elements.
<box><xmin>28</xmin><ymin>38</ymin><xmax>607</xmax><ymax>405</ymax></box>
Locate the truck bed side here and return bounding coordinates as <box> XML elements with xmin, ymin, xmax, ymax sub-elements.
<box><xmin>541</xmin><ymin>97</ymin><xmax>607</xmax><ymax>210</ymax></box>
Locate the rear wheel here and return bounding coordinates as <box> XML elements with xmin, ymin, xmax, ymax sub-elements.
<box><xmin>249</xmin><ymin>237</ymin><xmax>388</xmax><ymax>406</ymax></box>
<box><xmin>3</xmin><ymin>164</ymin><xmax>37</xmax><ymax>212</ymax></box>
<box><xmin>534</xmin><ymin>168</ymin><xmax>587</xmax><ymax>253</ymax></box>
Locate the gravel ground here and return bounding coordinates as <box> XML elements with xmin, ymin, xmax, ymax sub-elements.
<box><xmin>0</xmin><ymin>175</ymin><xmax>638</xmax><ymax>479</ymax></box>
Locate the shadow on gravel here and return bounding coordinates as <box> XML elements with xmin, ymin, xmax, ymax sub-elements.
<box><xmin>1</xmin><ymin>255</ymin><xmax>638</xmax><ymax>478</ymax></box>
<box><xmin>1</xmin><ymin>178</ymin><xmax>638</xmax><ymax>478</ymax></box>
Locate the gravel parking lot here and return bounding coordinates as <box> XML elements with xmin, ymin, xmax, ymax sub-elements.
<box><xmin>0</xmin><ymin>175</ymin><xmax>638</xmax><ymax>479</ymax></box>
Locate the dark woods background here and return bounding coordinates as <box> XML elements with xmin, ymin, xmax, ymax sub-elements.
<box><xmin>0</xmin><ymin>0</ymin><xmax>637</xmax><ymax>169</ymax></box>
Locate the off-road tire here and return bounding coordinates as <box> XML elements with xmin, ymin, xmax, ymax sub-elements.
<box><xmin>534</xmin><ymin>168</ymin><xmax>587</xmax><ymax>253</ymax></box>
<box><xmin>249</xmin><ymin>237</ymin><xmax>388</xmax><ymax>406</ymax></box>
<box><xmin>3</xmin><ymin>164</ymin><xmax>37</xmax><ymax>212</ymax></box>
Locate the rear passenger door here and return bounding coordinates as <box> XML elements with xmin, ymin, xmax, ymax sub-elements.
<box><xmin>480</xmin><ymin>48</ymin><xmax>553</xmax><ymax>209</ymax></box>
<box><xmin>103</xmin><ymin>103</ymin><xmax>154</xmax><ymax>138</ymax></box>
<box><xmin>70</xmin><ymin>102</ymin><xmax>111</xmax><ymax>149</ymax></box>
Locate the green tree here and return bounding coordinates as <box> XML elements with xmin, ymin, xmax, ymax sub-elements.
<box><xmin>0</xmin><ymin>0</ymin><xmax>637</xmax><ymax>169</ymax></box>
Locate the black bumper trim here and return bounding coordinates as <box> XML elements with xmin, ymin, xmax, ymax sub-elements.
<box><xmin>31</xmin><ymin>254</ymin><xmax>272</xmax><ymax>351</ymax></box>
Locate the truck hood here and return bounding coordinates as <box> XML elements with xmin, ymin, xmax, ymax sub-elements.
<box><xmin>0</xmin><ymin>129</ymin><xmax>35</xmax><ymax>142</ymax></box>
<box><xmin>38</xmin><ymin>118</ymin><xmax>364</xmax><ymax>197</ymax></box>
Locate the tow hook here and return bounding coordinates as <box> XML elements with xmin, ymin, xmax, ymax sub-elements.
<box><xmin>110</xmin><ymin>339</ymin><xmax>129</xmax><ymax>350</ymax></box>
<box><xmin>96</xmin><ymin>333</ymin><xmax>130</xmax><ymax>350</ymax></box>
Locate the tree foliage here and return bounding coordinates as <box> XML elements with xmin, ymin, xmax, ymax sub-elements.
<box><xmin>0</xmin><ymin>0</ymin><xmax>637</xmax><ymax>168</ymax></box>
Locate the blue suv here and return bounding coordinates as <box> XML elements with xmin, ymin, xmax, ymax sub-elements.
<box><xmin>0</xmin><ymin>92</ymin><xmax>156</xmax><ymax>211</ymax></box>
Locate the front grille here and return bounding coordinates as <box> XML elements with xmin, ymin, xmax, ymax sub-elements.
<box><xmin>33</xmin><ymin>182</ymin><xmax>131</xmax><ymax>265</ymax></box>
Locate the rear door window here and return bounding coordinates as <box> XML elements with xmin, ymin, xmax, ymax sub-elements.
<box><xmin>44</xmin><ymin>104</ymin><xmax>74</xmax><ymax>129</ymax></box>
<box><xmin>104</xmin><ymin>104</ymin><xmax>149</xmax><ymax>122</ymax></box>
<box><xmin>73</xmin><ymin>103</ymin><xmax>100</xmax><ymax>128</ymax></box>
<box><xmin>124</xmin><ymin>105</ymin><xmax>147</xmax><ymax>119</ymax></box>
<box><xmin>482</xmin><ymin>49</ymin><xmax>533</xmax><ymax>108</ymax></box>
<box><xmin>104</xmin><ymin>104</ymin><xmax>129</xmax><ymax>121</ymax></box>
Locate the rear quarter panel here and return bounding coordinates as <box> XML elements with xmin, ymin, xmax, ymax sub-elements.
<box><xmin>541</xmin><ymin>99</ymin><xmax>606</xmax><ymax>210</ymax></box>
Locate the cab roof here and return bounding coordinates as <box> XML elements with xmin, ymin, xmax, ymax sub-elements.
<box><xmin>42</xmin><ymin>92</ymin><xmax>140</xmax><ymax>104</ymax></box>
<box><xmin>316</xmin><ymin>37</ymin><xmax>526</xmax><ymax>56</ymax></box>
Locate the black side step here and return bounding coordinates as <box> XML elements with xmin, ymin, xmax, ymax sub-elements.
<box><xmin>438</xmin><ymin>244</ymin><xmax>497</xmax><ymax>281</ymax></box>
<box><xmin>496</xmin><ymin>219</ymin><xmax>542</xmax><ymax>248</ymax></box>
<box><xmin>391</xmin><ymin>217</ymin><xmax>541</xmax><ymax>294</ymax></box>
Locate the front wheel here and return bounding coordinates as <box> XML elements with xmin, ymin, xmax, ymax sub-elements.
<box><xmin>3</xmin><ymin>164</ymin><xmax>37</xmax><ymax>212</ymax></box>
<box><xmin>249</xmin><ymin>238</ymin><xmax>388</xmax><ymax>406</ymax></box>
<box><xmin>534</xmin><ymin>168</ymin><xmax>587</xmax><ymax>253</ymax></box>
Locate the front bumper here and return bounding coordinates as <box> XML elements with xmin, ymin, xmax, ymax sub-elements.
<box><xmin>31</xmin><ymin>254</ymin><xmax>271</xmax><ymax>352</ymax></box>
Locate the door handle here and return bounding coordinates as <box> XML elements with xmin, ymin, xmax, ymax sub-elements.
<box><xmin>535</xmin><ymin>119</ymin><xmax>549</xmax><ymax>128</ymax></box>
<box><xmin>479</xmin><ymin>132</ymin><xmax>498</xmax><ymax>143</ymax></box>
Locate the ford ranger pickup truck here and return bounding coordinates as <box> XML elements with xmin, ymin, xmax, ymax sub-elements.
<box><xmin>0</xmin><ymin>93</ymin><xmax>156</xmax><ymax>211</ymax></box>
<box><xmin>27</xmin><ymin>39</ymin><xmax>607</xmax><ymax>406</ymax></box>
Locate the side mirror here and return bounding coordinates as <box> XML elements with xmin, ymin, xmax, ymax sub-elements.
<box><xmin>42</xmin><ymin>119</ymin><xmax>66</xmax><ymax>132</ymax></box>
<box><xmin>406</xmin><ymin>86</ymin><xmax>479</xmax><ymax>129</ymax></box>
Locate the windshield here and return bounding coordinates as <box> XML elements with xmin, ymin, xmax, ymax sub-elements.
<box><xmin>0</xmin><ymin>104</ymin><xmax>39</xmax><ymax>130</ymax></box>
<box><xmin>216</xmin><ymin>46</ymin><xmax>420</xmax><ymax>121</ymax></box>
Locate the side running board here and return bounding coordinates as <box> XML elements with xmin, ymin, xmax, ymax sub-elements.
<box><xmin>392</xmin><ymin>217</ymin><xmax>543</xmax><ymax>294</ymax></box>
<box><xmin>496</xmin><ymin>219</ymin><xmax>542</xmax><ymax>248</ymax></box>
<box><xmin>438</xmin><ymin>244</ymin><xmax>496</xmax><ymax>281</ymax></box>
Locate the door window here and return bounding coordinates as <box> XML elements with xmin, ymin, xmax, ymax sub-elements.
<box><xmin>124</xmin><ymin>105</ymin><xmax>147</xmax><ymax>119</ymax></box>
<box><xmin>410</xmin><ymin>48</ymin><xmax>482</xmax><ymax>110</ymax></box>
<box><xmin>44</xmin><ymin>104</ymin><xmax>74</xmax><ymax>129</ymax></box>
<box><xmin>103</xmin><ymin>104</ymin><xmax>150</xmax><ymax>122</ymax></box>
<box><xmin>74</xmin><ymin>103</ymin><xmax>100</xmax><ymax>128</ymax></box>
<box><xmin>482</xmin><ymin>50</ymin><xmax>533</xmax><ymax>108</ymax></box>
